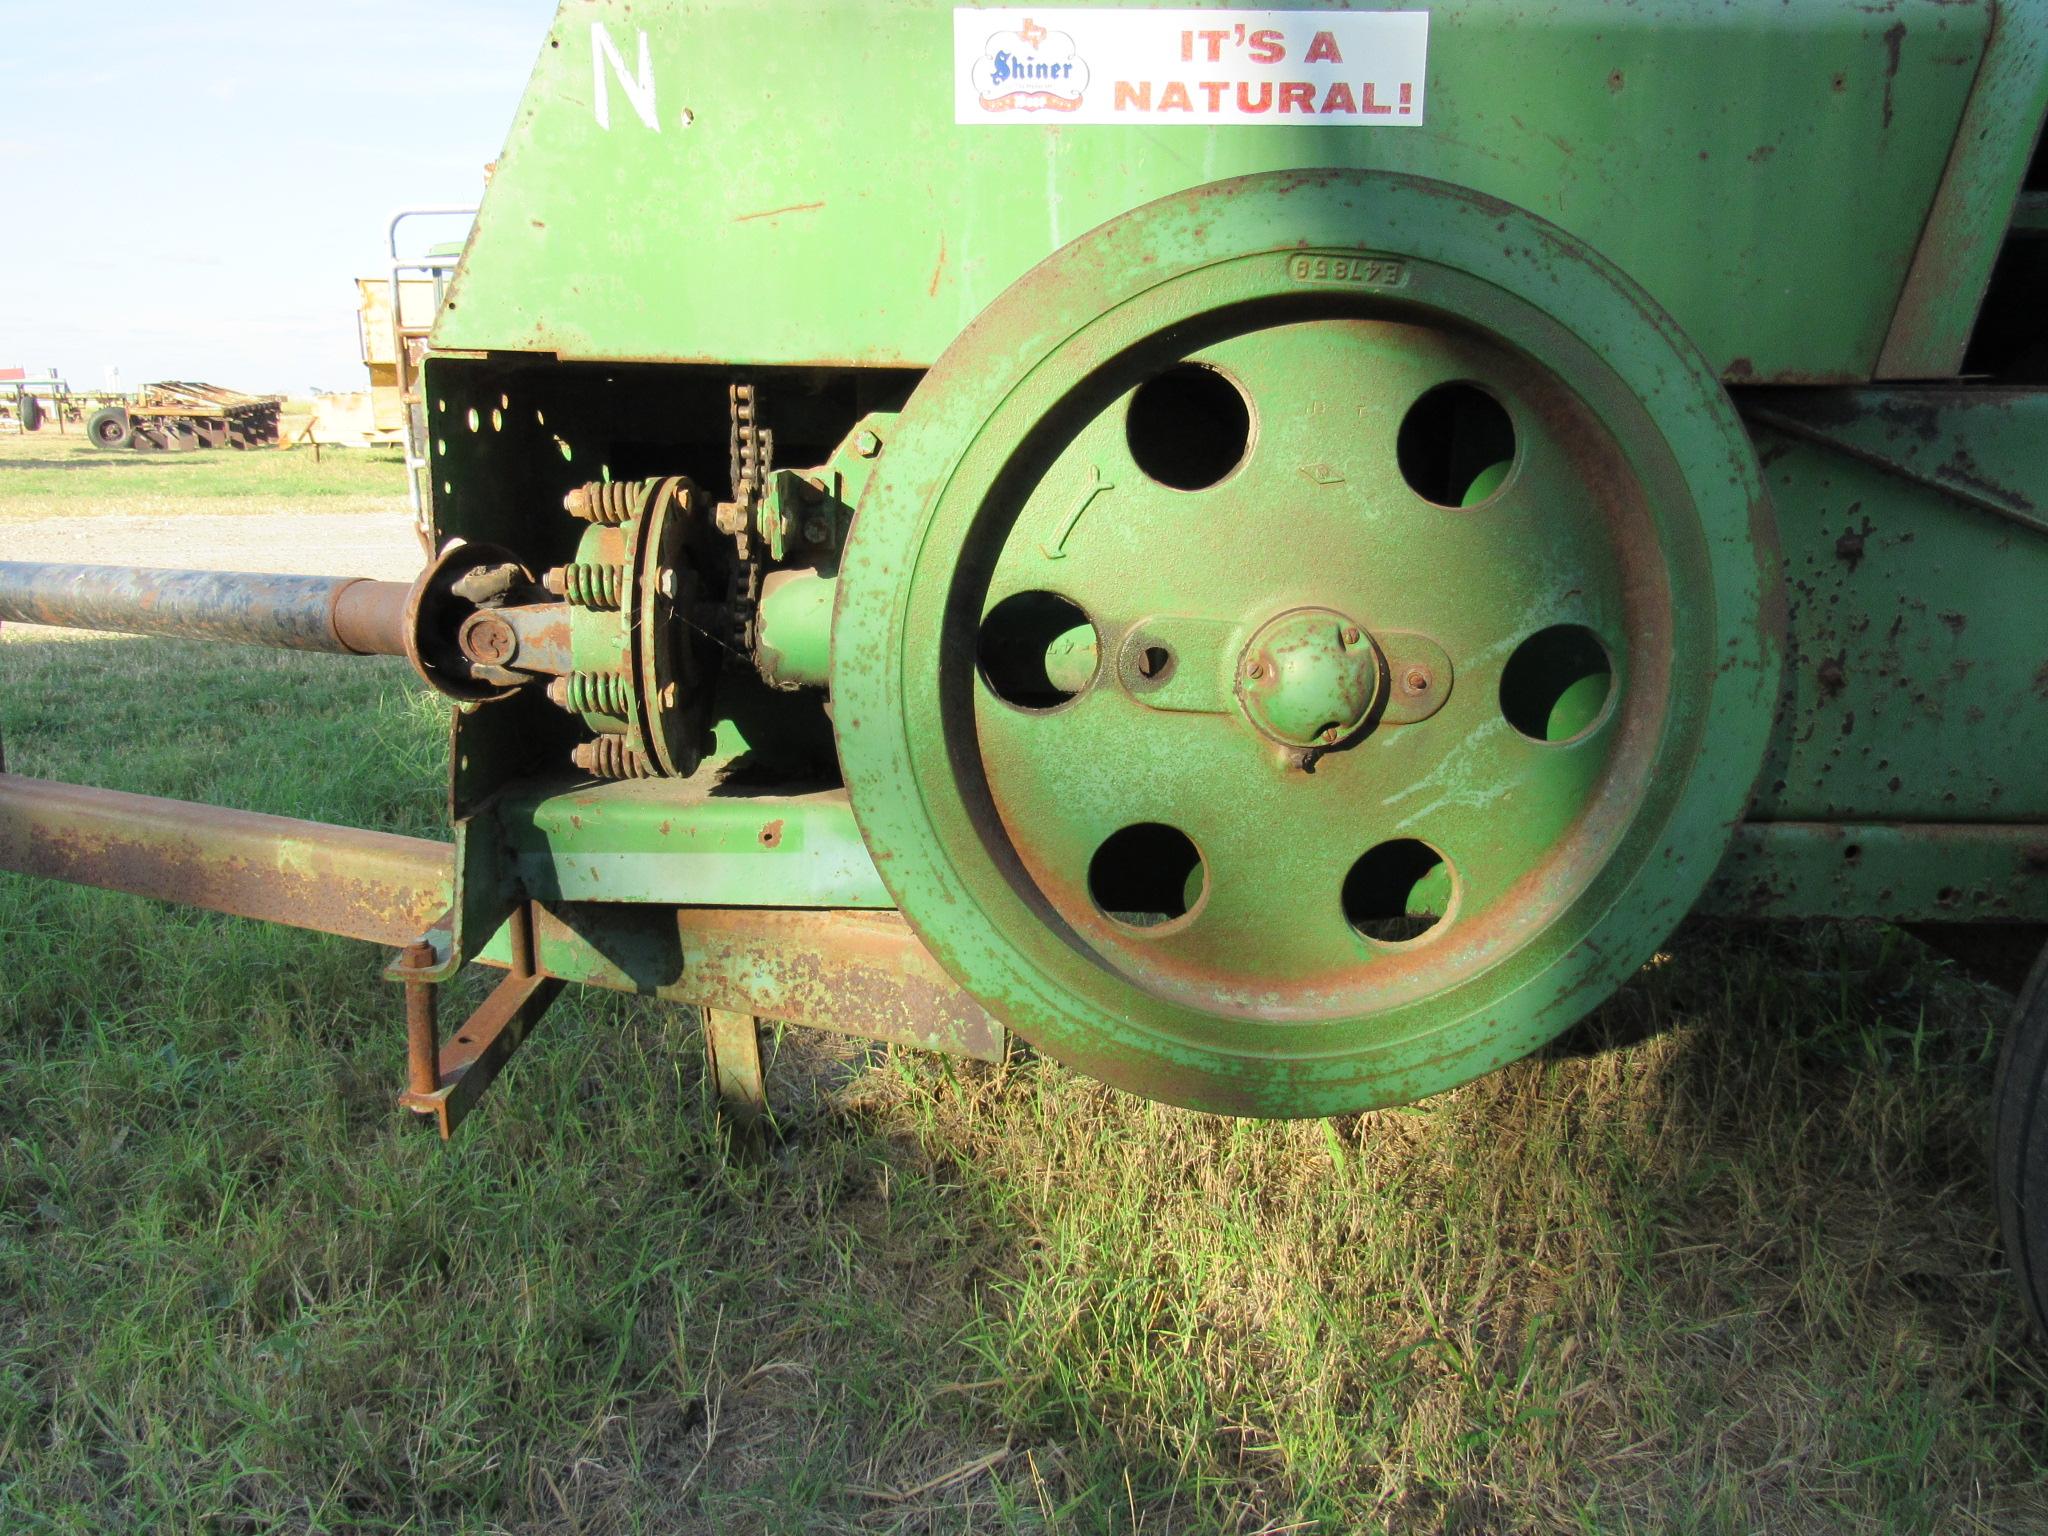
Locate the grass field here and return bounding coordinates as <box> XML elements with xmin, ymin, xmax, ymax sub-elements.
<box><xmin>0</xmin><ymin>431</ymin><xmax>405</xmax><ymax>512</ymax></box>
<box><xmin>2</xmin><ymin>437</ymin><xmax>2046</xmax><ymax>1533</ymax></box>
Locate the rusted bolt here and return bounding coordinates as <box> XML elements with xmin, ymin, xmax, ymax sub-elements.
<box><xmin>458</xmin><ymin>611</ymin><xmax>518</xmax><ymax>666</ymax></box>
<box><xmin>1246</xmin><ymin>661</ymin><xmax>1266</xmax><ymax>681</ymax></box>
<box><xmin>1341</xmin><ymin>626</ymin><xmax>1362</xmax><ymax>647</ymax></box>
<box><xmin>1402</xmin><ymin>666</ymin><xmax>1432</xmax><ymax>696</ymax></box>
<box><xmin>854</xmin><ymin>428</ymin><xmax>882</xmax><ymax>458</ymax></box>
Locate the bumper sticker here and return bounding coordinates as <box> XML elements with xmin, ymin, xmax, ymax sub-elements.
<box><xmin>955</xmin><ymin>9</ymin><xmax>1428</xmax><ymax>126</ymax></box>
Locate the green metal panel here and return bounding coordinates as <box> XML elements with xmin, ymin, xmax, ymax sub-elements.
<box><xmin>1877</xmin><ymin>0</ymin><xmax>2048</xmax><ymax>378</ymax></box>
<box><xmin>439</xmin><ymin>0</ymin><xmax>1988</xmax><ymax>381</ymax></box>
<box><xmin>1744</xmin><ymin>391</ymin><xmax>2048</xmax><ymax>823</ymax></box>
<box><xmin>1703</xmin><ymin>822</ymin><xmax>2048</xmax><ymax>922</ymax></box>
<box><xmin>502</xmin><ymin>778</ymin><xmax>890</xmax><ymax>906</ymax></box>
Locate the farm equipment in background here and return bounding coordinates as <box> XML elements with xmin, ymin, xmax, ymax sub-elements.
<box><xmin>371</xmin><ymin>209</ymin><xmax>473</xmax><ymax>550</ymax></box>
<box><xmin>85</xmin><ymin>381</ymin><xmax>282</xmax><ymax>451</ymax></box>
<box><xmin>4</xmin><ymin>2</ymin><xmax>2048</xmax><ymax>1324</ymax></box>
<box><xmin>0</xmin><ymin>371</ymin><xmax>107</xmax><ymax>434</ymax></box>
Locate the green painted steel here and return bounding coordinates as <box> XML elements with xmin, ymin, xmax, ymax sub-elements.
<box><xmin>1703</xmin><ymin>823</ymin><xmax>2048</xmax><ymax>923</ymax></box>
<box><xmin>502</xmin><ymin>779</ymin><xmax>890</xmax><ymax>907</ymax></box>
<box><xmin>832</xmin><ymin>170</ymin><xmax>1783</xmax><ymax>1117</ymax></box>
<box><xmin>1877</xmin><ymin>1</ymin><xmax>2048</xmax><ymax>379</ymax></box>
<box><xmin>755</xmin><ymin>569</ymin><xmax>837</xmax><ymax>690</ymax></box>
<box><xmin>440</xmin><ymin>0</ymin><xmax>1990</xmax><ymax>383</ymax></box>
<box><xmin>1742</xmin><ymin>391</ymin><xmax>2048</xmax><ymax>824</ymax></box>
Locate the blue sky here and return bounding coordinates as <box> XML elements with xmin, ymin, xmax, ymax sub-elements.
<box><xmin>0</xmin><ymin>1</ymin><xmax>560</xmax><ymax>393</ymax></box>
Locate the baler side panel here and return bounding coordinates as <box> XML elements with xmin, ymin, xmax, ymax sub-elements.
<box><xmin>437</xmin><ymin>0</ymin><xmax>1988</xmax><ymax>382</ymax></box>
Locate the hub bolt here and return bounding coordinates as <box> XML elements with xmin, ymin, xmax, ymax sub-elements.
<box><xmin>458</xmin><ymin>612</ymin><xmax>518</xmax><ymax>666</ymax></box>
<box><xmin>1342</xmin><ymin>627</ymin><xmax>1362</xmax><ymax>647</ymax></box>
<box><xmin>1403</xmin><ymin>666</ymin><xmax>1433</xmax><ymax>696</ymax></box>
<box><xmin>854</xmin><ymin>428</ymin><xmax>882</xmax><ymax>458</ymax></box>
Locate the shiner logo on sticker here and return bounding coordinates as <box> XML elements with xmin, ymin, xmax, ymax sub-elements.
<box><xmin>954</xmin><ymin>8</ymin><xmax>1428</xmax><ymax>126</ymax></box>
<box><xmin>969</xmin><ymin>16</ymin><xmax>1091</xmax><ymax>113</ymax></box>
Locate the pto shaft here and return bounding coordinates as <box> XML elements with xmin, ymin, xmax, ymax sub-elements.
<box><xmin>0</xmin><ymin>562</ymin><xmax>410</xmax><ymax>656</ymax></box>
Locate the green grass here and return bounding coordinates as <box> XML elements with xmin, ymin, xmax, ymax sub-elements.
<box><xmin>0</xmin><ymin>431</ymin><xmax>406</xmax><ymax>514</ymax></box>
<box><xmin>3</xmin><ymin>444</ymin><xmax>2047</xmax><ymax>1533</ymax></box>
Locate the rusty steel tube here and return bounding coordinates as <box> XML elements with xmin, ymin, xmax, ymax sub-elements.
<box><xmin>0</xmin><ymin>774</ymin><xmax>452</xmax><ymax>946</ymax></box>
<box><xmin>400</xmin><ymin>941</ymin><xmax>442</xmax><ymax>1097</ymax></box>
<box><xmin>0</xmin><ymin>562</ymin><xmax>411</xmax><ymax>655</ymax></box>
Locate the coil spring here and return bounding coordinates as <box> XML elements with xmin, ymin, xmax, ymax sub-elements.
<box><xmin>571</xmin><ymin>735</ymin><xmax>655</xmax><ymax>780</ymax></box>
<box><xmin>550</xmin><ymin>561</ymin><xmax>624</xmax><ymax>609</ymax></box>
<box><xmin>553</xmin><ymin>670</ymin><xmax>635</xmax><ymax>717</ymax></box>
<box><xmin>562</xmin><ymin>478</ymin><xmax>649</xmax><ymax>525</ymax></box>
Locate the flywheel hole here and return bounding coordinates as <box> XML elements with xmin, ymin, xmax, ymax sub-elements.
<box><xmin>1125</xmin><ymin>363</ymin><xmax>1252</xmax><ymax>491</ymax></box>
<box><xmin>1500</xmin><ymin>624</ymin><xmax>1615</xmax><ymax>742</ymax></box>
<box><xmin>978</xmin><ymin>591</ymin><xmax>1097</xmax><ymax>709</ymax></box>
<box><xmin>1343</xmin><ymin>840</ymin><xmax>1454</xmax><ymax>944</ymax></box>
<box><xmin>1397</xmin><ymin>382</ymin><xmax>1516</xmax><ymax>507</ymax></box>
<box><xmin>1089</xmin><ymin>823</ymin><xmax>1207</xmax><ymax>929</ymax></box>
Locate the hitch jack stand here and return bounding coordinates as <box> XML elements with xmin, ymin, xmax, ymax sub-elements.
<box><xmin>395</xmin><ymin>903</ymin><xmax>562</xmax><ymax>1138</ymax></box>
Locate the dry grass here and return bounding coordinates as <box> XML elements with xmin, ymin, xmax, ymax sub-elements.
<box><xmin>2</xmin><ymin>423</ymin><xmax>2046</xmax><ymax>1534</ymax></box>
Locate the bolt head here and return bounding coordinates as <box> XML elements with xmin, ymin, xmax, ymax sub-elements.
<box><xmin>803</xmin><ymin>516</ymin><xmax>831</xmax><ymax>544</ymax></box>
<box><xmin>458</xmin><ymin>612</ymin><xmax>518</xmax><ymax>666</ymax></box>
<box><xmin>1342</xmin><ymin>626</ymin><xmax>1362</xmax><ymax>646</ymax></box>
<box><xmin>1402</xmin><ymin>666</ymin><xmax>1432</xmax><ymax>695</ymax></box>
<box><xmin>854</xmin><ymin>428</ymin><xmax>882</xmax><ymax>458</ymax></box>
<box><xmin>658</xmin><ymin>568</ymin><xmax>678</xmax><ymax>599</ymax></box>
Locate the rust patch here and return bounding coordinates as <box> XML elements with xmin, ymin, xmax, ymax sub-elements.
<box><xmin>0</xmin><ymin>775</ymin><xmax>452</xmax><ymax>948</ymax></box>
<box><xmin>1835</xmin><ymin>510</ymin><xmax>1873</xmax><ymax>572</ymax></box>
<box><xmin>1881</xmin><ymin>22</ymin><xmax>1906</xmax><ymax>129</ymax></box>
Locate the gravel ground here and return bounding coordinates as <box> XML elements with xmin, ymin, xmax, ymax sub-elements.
<box><xmin>3</xmin><ymin>510</ymin><xmax>422</xmax><ymax>581</ymax></box>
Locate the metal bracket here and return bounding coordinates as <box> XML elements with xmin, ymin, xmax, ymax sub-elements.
<box><xmin>396</xmin><ymin>901</ymin><xmax>563</xmax><ymax>1138</ymax></box>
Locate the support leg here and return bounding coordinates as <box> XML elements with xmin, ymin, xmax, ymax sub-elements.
<box><xmin>703</xmin><ymin>1008</ymin><xmax>767</xmax><ymax>1124</ymax></box>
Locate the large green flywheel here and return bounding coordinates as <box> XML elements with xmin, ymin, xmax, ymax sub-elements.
<box><xmin>833</xmin><ymin>171</ymin><xmax>1783</xmax><ymax>1117</ymax></box>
